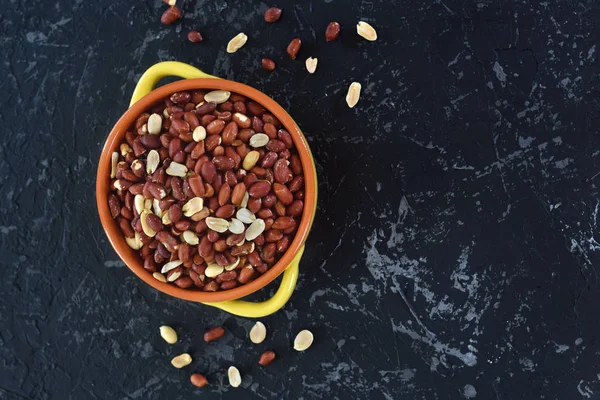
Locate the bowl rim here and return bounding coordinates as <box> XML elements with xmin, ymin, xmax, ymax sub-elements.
<box><xmin>96</xmin><ymin>78</ymin><xmax>316</xmax><ymax>303</ymax></box>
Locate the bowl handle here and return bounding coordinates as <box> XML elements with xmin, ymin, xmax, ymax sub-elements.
<box><xmin>129</xmin><ymin>61</ymin><xmax>217</xmax><ymax>106</ymax></box>
<box><xmin>203</xmin><ymin>245</ymin><xmax>303</xmax><ymax>318</ymax></box>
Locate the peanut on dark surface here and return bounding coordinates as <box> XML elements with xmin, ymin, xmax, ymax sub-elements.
<box><xmin>264</xmin><ymin>7</ymin><xmax>282</xmax><ymax>23</ymax></box>
<box><xmin>325</xmin><ymin>22</ymin><xmax>341</xmax><ymax>42</ymax></box>
<box><xmin>262</xmin><ymin>58</ymin><xmax>276</xmax><ymax>71</ymax></box>
<box><xmin>258</xmin><ymin>350</ymin><xmax>276</xmax><ymax>366</ymax></box>
<box><xmin>187</xmin><ymin>31</ymin><xmax>203</xmax><ymax>43</ymax></box>
<box><xmin>204</xmin><ymin>326</ymin><xmax>225</xmax><ymax>342</ymax></box>
<box><xmin>160</xmin><ymin>6</ymin><xmax>181</xmax><ymax>24</ymax></box>
<box><xmin>190</xmin><ymin>373</ymin><xmax>208</xmax><ymax>388</ymax></box>
<box><xmin>108</xmin><ymin>89</ymin><xmax>305</xmax><ymax>291</ymax></box>
<box><xmin>287</xmin><ymin>38</ymin><xmax>301</xmax><ymax>59</ymax></box>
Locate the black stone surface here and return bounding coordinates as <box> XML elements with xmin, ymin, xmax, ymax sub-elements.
<box><xmin>3</xmin><ymin>0</ymin><xmax>600</xmax><ymax>399</ymax></box>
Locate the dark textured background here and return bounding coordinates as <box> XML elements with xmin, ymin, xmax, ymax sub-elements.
<box><xmin>3</xmin><ymin>0</ymin><xmax>600</xmax><ymax>399</ymax></box>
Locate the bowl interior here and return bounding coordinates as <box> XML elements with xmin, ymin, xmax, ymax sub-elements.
<box><xmin>96</xmin><ymin>78</ymin><xmax>316</xmax><ymax>303</ymax></box>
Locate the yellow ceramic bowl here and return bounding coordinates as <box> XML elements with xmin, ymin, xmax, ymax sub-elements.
<box><xmin>96</xmin><ymin>62</ymin><xmax>317</xmax><ymax>317</ymax></box>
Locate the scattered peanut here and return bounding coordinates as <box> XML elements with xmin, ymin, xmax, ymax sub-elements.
<box><xmin>262</xmin><ymin>58</ymin><xmax>276</xmax><ymax>71</ymax></box>
<box><xmin>287</xmin><ymin>38</ymin><xmax>301</xmax><ymax>59</ymax></box>
<box><xmin>159</xmin><ymin>325</ymin><xmax>178</xmax><ymax>344</ymax></box>
<box><xmin>161</xmin><ymin>6</ymin><xmax>181</xmax><ymax>25</ymax></box>
<box><xmin>204</xmin><ymin>326</ymin><xmax>225</xmax><ymax>342</ymax></box>
<box><xmin>227</xmin><ymin>33</ymin><xmax>248</xmax><ymax>53</ymax></box>
<box><xmin>264</xmin><ymin>7</ymin><xmax>282</xmax><ymax>23</ymax></box>
<box><xmin>325</xmin><ymin>22</ymin><xmax>341</xmax><ymax>41</ymax></box>
<box><xmin>293</xmin><ymin>329</ymin><xmax>314</xmax><ymax>351</ymax></box>
<box><xmin>249</xmin><ymin>321</ymin><xmax>267</xmax><ymax>344</ymax></box>
<box><xmin>356</xmin><ymin>21</ymin><xmax>377</xmax><ymax>41</ymax></box>
<box><xmin>187</xmin><ymin>31</ymin><xmax>203</xmax><ymax>43</ymax></box>
<box><xmin>227</xmin><ymin>366</ymin><xmax>242</xmax><ymax>387</ymax></box>
<box><xmin>190</xmin><ymin>373</ymin><xmax>208</xmax><ymax>388</ymax></box>
<box><xmin>345</xmin><ymin>82</ymin><xmax>361</xmax><ymax>108</ymax></box>
<box><xmin>305</xmin><ymin>57</ymin><xmax>318</xmax><ymax>74</ymax></box>
<box><xmin>171</xmin><ymin>353</ymin><xmax>192</xmax><ymax>368</ymax></box>
<box><xmin>258</xmin><ymin>350</ymin><xmax>276</xmax><ymax>366</ymax></box>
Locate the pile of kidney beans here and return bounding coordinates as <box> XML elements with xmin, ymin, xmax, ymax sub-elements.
<box><xmin>108</xmin><ymin>89</ymin><xmax>305</xmax><ymax>291</ymax></box>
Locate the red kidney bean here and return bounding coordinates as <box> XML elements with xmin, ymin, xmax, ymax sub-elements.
<box><xmin>215</xmin><ymin>204</ymin><xmax>235</xmax><ymax>218</ymax></box>
<box><xmin>204</xmin><ymin>281</ymin><xmax>219</xmax><ymax>291</ymax></box>
<box><xmin>206</xmin><ymin>119</ymin><xmax>225</xmax><ymax>135</ymax></box>
<box><xmin>287</xmin><ymin>200</ymin><xmax>304</xmax><ymax>217</ymax></box>
<box><xmin>261</xmin><ymin>152</ymin><xmax>278</xmax><ymax>168</ymax></box>
<box><xmin>254</xmin><ymin>233</ymin><xmax>265</xmax><ymax>246</ymax></box>
<box><xmin>201</xmin><ymin>161</ymin><xmax>217</xmax><ymax>182</ymax></box>
<box><xmin>265</xmin><ymin>229</ymin><xmax>283</xmax><ymax>242</ymax></box>
<box><xmin>288</xmin><ymin>176</ymin><xmax>304</xmax><ymax>192</ymax></box>
<box><xmin>156</xmin><ymin>231</ymin><xmax>178</xmax><ymax>253</ymax></box>
<box><xmin>247</xmin><ymin>197</ymin><xmax>262</xmax><ymax>214</ymax></box>
<box><xmin>205</xmin><ymin>135</ymin><xmax>221</xmax><ymax>152</ymax></box>
<box><xmin>195</xmin><ymin>101</ymin><xmax>216</xmax><ymax>115</ymax></box>
<box><xmin>257</xmin><ymin>208</ymin><xmax>273</xmax><ymax>219</ymax></box>
<box><xmin>243</xmin><ymin>172</ymin><xmax>258</xmax><ymax>187</ymax></box>
<box><xmin>273</xmin><ymin>217</ymin><xmax>296</xmax><ymax>230</ymax></box>
<box><xmin>221</xmin><ymin>121</ymin><xmax>238</xmax><ymax>145</ymax></box>
<box><xmin>264</xmin><ymin>123</ymin><xmax>277</xmax><ymax>139</ymax></box>
<box><xmin>276</xmin><ymin>236</ymin><xmax>291</xmax><ymax>253</ymax></box>
<box><xmin>233</xmin><ymin>101</ymin><xmax>247</xmax><ymax>114</ymax></box>
<box><xmin>289</xmin><ymin>154</ymin><xmax>302</xmax><ymax>175</ymax></box>
<box><xmin>274</xmin><ymin>201</ymin><xmax>286</xmax><ymax>217</ymax></box>
<box><xmin>278</xmin><ymin>129</ymin><xmax>293</xmax><ymax>148</ymax></box>
<box><xmin>247</xmin><ymin>102</ymin><xmax>266</xmax><ymax>116</ymax></box>
<box><xmin>273</xmin><ymin>159</ymin><xmax>292</xmax><ymax>184</ymax></box>
<box><xmin>224</xmin><ymin>169</ymin><xmax>238</xmax><ymax>186</ymax></box>
<box><xmin>174</xmin><ymin>220</ymin><xmax>191</xmax><ymax>231</ymax></box>
<box><xmin>121</xmin><ymin>206</ymin><xmax>133</xmax><ymax>220</ymax></box>
<box><xmin>213</xmin><ymin>239</ymin><xmax>228</xmax><ymax>252</ymax></box>
<box><xmin>220</xmin><ymin>280</ymin><xmax>238</xmax><ymax>290</ymax></box>
<box><xmin>237</xmin><ymin>266</ymin><xmax>254</xmax><ymax>283</ymax></box>
<box><xmin>252</xmin><ymin>116</ymin><xmax>264</xmax><ymax>132</ymax></box>
<box><xmin>108</xmin><ymin>195</ymin><xmax>120</xmax><ymax>218</ymax></box>
<box><xmin>225</xmin><ymin>147</ymin><xmax>241</xmax><ymax>169</ymax></box>
<box><xmin>263</xmin><ymin>193</ymin><xmax>277</xmax><ymax>208</ymax></box>
<box><xmin>273</xmin><ymin>183</ymin><xmax>293</xmax><ymax>205</ymax></box>
<box><xmin>118</xmin><ymin>217</ymin><xmax>135</xmax><ymax>238</ymax></box>
<box><xmin>216</xmin><ymin>111</ymin><xmax>232</xmax><ymax>122</ymax></box>
<box><xmin>248</xmin><ymin>181</ymin><xmax>271</xmax><ymax>198</ymax></box>
<box><xmin>226</xmin><ymin>233</ymin><xmax>245</xmax><ymax>246</ymax></box>
<box><xmin>213</xmin><ymin>156</ymin><xmax>235</xmax><ymax>171</ymax></box>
